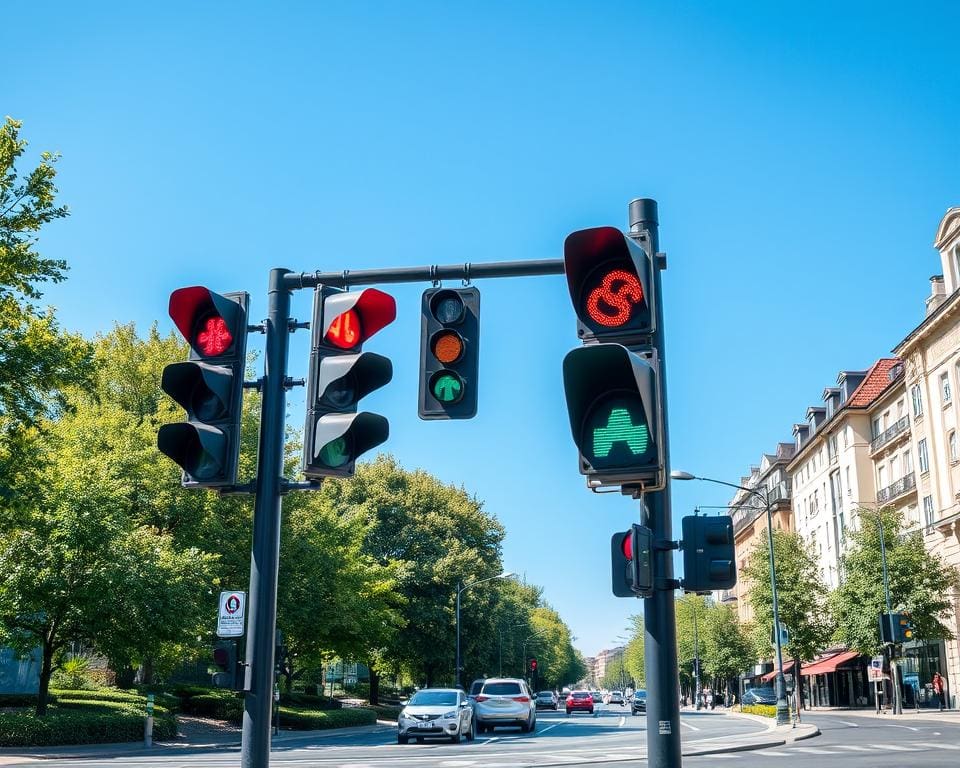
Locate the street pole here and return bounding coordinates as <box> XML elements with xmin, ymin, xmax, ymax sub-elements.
<box><xmin>241</xmin><ymin>268</ymin><xmax>292</xmax><ymax>768</ymax></box>
<box><xmin>629</xmin><ymin>199</ymin><xmax>682</xmax><ymax>768</ymax></box>
<box><xmin>455</xmin><ymin>582</ymin><xmax>462</xmax><ymax>689</ymax></box>
<box><xmin>877</xmin><ymin>512</ymin><xmax>902</xmax><ymax>715</ymax></box>
<box><xmin>763</xmin><ymin>490</ymin><xmax>791</xmax><ymax>725</ymax></box>
<box><xmin>693</xmin><ymin>602</ymin><xmax>701</xmax><ymax>710</ymax></box>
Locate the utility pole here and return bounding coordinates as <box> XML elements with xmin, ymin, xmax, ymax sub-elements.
<box><xmin>629</xmin><ymin>199</ymin><xmax>682</xmax><ymax>768</ymax></box>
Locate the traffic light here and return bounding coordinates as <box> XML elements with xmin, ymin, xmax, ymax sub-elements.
<box><xmin>896</xmin><ymin>613</ymin><xmax>914</xmax><ymax>643</ymax></box>
<box><xmin>611</xmin><ymin>524</ymin><xmax>653</xmax><ymax>597</ymax></box>
<box><xmin>212</xmin><ymin>639</ymin><xmax>244</xmax><ymax>690</ymax></box>
<box><xmin>563</xmin><ymin>226</ymin><xmax>656</xmax><ymax>344</ymax></box>
<box><xmin>562</xmin><ymin>345</ymin><xmax>662</xmax><ymax>489</ymax></box>
<box><xmin>418</xmin><ymin>287</ymin><xmax>480</xmax><ymax>419</ymax></box>
<box><xmin>680</xmin><ymin>515</ymin><xmax>736</xmax><ymax>594</ymax></box>
<box><xmin>158</xmin><ymin>287</ymin><xmax>249</xmax><ymax>488</ymax></box>
<box><xmin>303</xmin><ymin>286</ymin><xmax>396</xmax><ymax>478</ymax></box>
<box><xmin>529</xmin><ymin>658</ymin><xmax>538</xmax><ymax>673</ymax></box>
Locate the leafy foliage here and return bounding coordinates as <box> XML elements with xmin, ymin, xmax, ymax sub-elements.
<box><xmin>830</xmin><ymin>506</ymin><xmax>960</xmax><ymax>655</ymax></box>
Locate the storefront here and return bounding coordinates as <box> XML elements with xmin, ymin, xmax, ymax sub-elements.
<box><xmin>900</xmin><ymin>639</ymin><xmax>950</xmax><ymax>709</ymax></box>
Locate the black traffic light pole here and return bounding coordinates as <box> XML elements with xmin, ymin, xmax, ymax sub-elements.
<box><xmin>242</xmin><ymin>269</ymin><xmax>293</xmax><ymax>768</ymax></box>
<box><xmin>628</xmin><ymin>199</ymin><xmax>683</xmax><ymax>768</ymax></box>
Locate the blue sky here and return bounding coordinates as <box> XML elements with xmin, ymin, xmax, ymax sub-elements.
<box><xmin>6</xmin><ymin>1</ymin><xmax>959</xmax><ymax>657</ymax></box>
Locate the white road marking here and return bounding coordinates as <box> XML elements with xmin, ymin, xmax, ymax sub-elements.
<box><xmin>753</xmin><ymin>750</ymin><xmax>792</xmax><ymax>756</ymax></box>
<box><xmin>871</xmin><ymin>743</ymin><xmax>923</xmax><ymax>751</ymax></box>
<box><xmin>931</xmin><ymin>742</ymin><xmax>960</xmax><ymax>750</ymax></box>
<box><xmin>681</xmin><ymin>720</ymin><xmax>701</xmax><ymax>731</ymax></box>
<box><xmin>481</xmin><ymin>736</ymin><xmax>499</xmax><ymax>745</ymax></box>
<box><xmin>439</xmin><ymin>762</ymin><xmax>477</xmax><ymax>767</ymax></box>
<box><xmin>618</xmin><ymin>716</ymin><xmax>626</xmax><ymax>727</ymax></box>
<box><xmin>885</xmin><ymin>724</ymin><xmax>921</xmax><ymax>731</ymax></box>
<box><xmin>537</xmin><ymin>722</ymin><xmax>563</xmax><ymax>734</ymax></box>
<box><xmin>837</xmin><ymin>719</ymin><xmax>859</xmax><ymax>727</ymax></box>
<box><xmin>791</xmin><ymin>747</ymin><xmax>843</xmax><ymax>754</ymax></box>
<box><xmin>835</xmin><ymin>744</ymin><xmax>875</xmax><ymax>751</ymax></box>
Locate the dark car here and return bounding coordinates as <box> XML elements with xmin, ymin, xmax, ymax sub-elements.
<box><xmin>631</xmin><ymin>689</ymin><xmax>647</xmax><ymax>715</ymax></box>
<box><xmin>741</xmin><ymin>686</ymin><xmax>777</xmax><ymax>705</ymax></box>
<box><xmin>467</xmin><ymin>678</ymin><xmax>486</xmax><ymax>703</ymax></box>
<box><xmin>565</xmin><ymin>690</ymin><xmax>594</xmax><ymax>715</ymax></box>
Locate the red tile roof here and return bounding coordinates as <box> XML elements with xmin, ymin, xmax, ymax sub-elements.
<box><xmin>846</xmin><ymin>358</ymin><xmax>901</xmax><ymax>407</ymax></box>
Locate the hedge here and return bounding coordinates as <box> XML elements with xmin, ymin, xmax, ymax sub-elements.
<box><xmin>276</xmin><ymin>706</ymin><xmax>376</xmax><ymax>730</ymax></box>
<box><xmin>740</xmin><ymin>704</ymin><xmax>777</xmax><ymax>718</ymax></box>
<box><xmin>280</xmin><ymin>692</ymin><xmax>342</xmax><ymax>710</ymax></box>
<box><xmin>0</xmin><ymin>703</ymin><xmax>176</xmax><ymax>747</ymax></box>
<box><xmin>367</xmin><ymin>704</ymin><xmax>402</xmax><ymax>721</ymax></box>
<box><xmin>50</xmin><ymin>688</ymin><xmax>143</xmax><ymax>704</ymax></box>
<box><xmin>181</xmin><ymin>693</ymin><xmax>244</xmax><ymax>722</ymax></box>
<box><xmin>0</xmin><ymin>693</ymin><xmax>55</xmax><ymax>708</ymax></box>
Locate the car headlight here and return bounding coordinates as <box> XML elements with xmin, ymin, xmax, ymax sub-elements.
<box><xmin>399</xmin><ymin>710</ymin><xmax>411</xmax><ymax>721</ymax></box>
<box><xmin>442</xmin><ymin>710</ymin><xmax>457</xmax><ymax>719</ymax></box>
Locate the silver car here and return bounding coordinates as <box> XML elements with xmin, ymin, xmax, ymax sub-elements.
<box><xmin>397</xmin><ymin>688</ymin><xmax>475</xmax><ymax>744</ymax></box>
<box><xmin>474</xmin><ymin>678</ymin><xmax>537</xmax><ymax>733</ymax></box>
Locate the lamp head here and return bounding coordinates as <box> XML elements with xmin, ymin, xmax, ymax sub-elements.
<box><xmin>671</xmin><ymin>470</ymin><xmax>696</xmax><ymax>480</ymax></box>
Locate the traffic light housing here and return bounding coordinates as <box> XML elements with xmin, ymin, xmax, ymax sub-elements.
<box><xmin>303</xmin><ymin>286</ymin><xmax>396</xmax><ymax>478</ymax></box>
<box><xmin>611</xmin><ymin>524</ymin><xmax>653</xmax><ymax>597</ymax></box>
<box><xmin>158</xmin><ymin>287</ymin><xmax>249</xmax><ymax>488</ymax></box>
<box><xmin>418</xmin><ymin>287</ymin><xmax>480</xmax><ymax>419</ymax></box>
<box><xmin>529</xmin><ymin>658</ymin><xmax>538</xmax><ymax>673</ymax></box>
<box><xmin>563</xmin><ymin>345</ymin><xmax>663</xmax><ymax>489</ymax></box>
<box><xmin>563</xmin><ymin>226</ymin><xmax>656</xmax><ymax>344</ymax></box>
<box><xmin>898</xmin><ymin>614</ymin><xmax>914</xmax><ymax>643</ymax></box>
<box><xmin>680</xmin><ymin>515</ymin><xmax>736</xmax><ymax>594</ymax></box>
<box><xmin>212</xmin><ymin>639</ymin><xmax>244</xmax><ymax>690</ymax></box>
<box><xmin>881</xmin><ymin>612</ymin><xmax>915</xmax><ymax>644</ymax></box>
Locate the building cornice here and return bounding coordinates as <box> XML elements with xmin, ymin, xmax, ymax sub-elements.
<box><xmin>892</xmin><ymin>289</ymin><xmax>960</xmax><ymax>356</ymax></box>
<box><xmin>933</xmin><ymin>207</ymin><xmax>960</xmax><ymax>250</ymax></box>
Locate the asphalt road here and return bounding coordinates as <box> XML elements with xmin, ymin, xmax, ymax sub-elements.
<box><xmin>0</xmin><ymin>704</ymin><xmax>765</xmax><ymax>768</ymax></box>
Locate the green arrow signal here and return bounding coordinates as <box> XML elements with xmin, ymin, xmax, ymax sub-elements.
<box><xmin>432</xmin><ymin>373</ymin><xmax>463</xmax><ymax>403</ymax></box>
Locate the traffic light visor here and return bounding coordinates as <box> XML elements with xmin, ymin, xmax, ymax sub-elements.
<box><xmin>321</xmin><ymin>288</ymin><xmax>396</xmax><ymax>349</ymax></box>
<box><xmin>169</xmin><ymin>286</ymin><xmax>243</xmax><ymax>358</ymax></box>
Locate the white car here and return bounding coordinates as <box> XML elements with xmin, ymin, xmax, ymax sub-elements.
<box><xmin>398</xmin><ymin>688</ymin><xmax>475</xmax><ymax>744</ymax></box>
<box><xmin>608</xmin><ymin>690</ymin><xmax>624</xmax><ymax>705</ymax></box>
<box><xmin>474</xmin><ymin>678</ymin><xmax>537</xmax><ymax>733</ymax></box>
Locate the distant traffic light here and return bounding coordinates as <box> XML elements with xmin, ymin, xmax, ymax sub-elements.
<box><xmin>302</xmin><ymin>286</ymin><xmax>396</xmax><ymax>478</ymax></box>
<box><xmin>158</xmin><ymin>287</ymin><xmax>249</xmax><ymax>488</ymax></box>
<box><xmin>418</xmin><ymin>287</ymin><xmax>480</xmax><ymax>419</ymax></box>
<box><xmin>529</xmin><ymin>658</ymin><xmax>538</xmax><ymax>673</ymax></box>
<box><xmin>563</xmin><ymin>226</ymin><xmax>656</xmax><ymax>344</ymax></box>
<box><xmin>611</xmin><ymin>524</ymin><xmax>653</xmax><ymax>598</ymax></box>
<box><xmin>212</xmin><ymin>639</ymin><xmax>244</xmax><ymax>690</ymax></box>
<box><xmin>680</xmin><ymin>515</ymin><xmax>736</xmax><ymax>594</ymax></box>
<box><xmin>892</xmin><ymin>612</ymin><xmax>915</xmax><ymax>644</ymax></box>
<box><xmin>562</xmin><ymin>344</ymin><xmax>662</xmax><ymax>489</ymax></box>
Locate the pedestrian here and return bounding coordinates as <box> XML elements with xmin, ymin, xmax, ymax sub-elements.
<box><xmin>932</xmin><ymin>672</ymin><xmax>946</xmax><ymax>711</ymax></box>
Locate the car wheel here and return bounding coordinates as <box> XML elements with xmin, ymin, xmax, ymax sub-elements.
<box><xmin>398</xmin><ymin>734</ymin><xmax>409</xmax><ymax>744</ymax></box>
<box><xmin>520</xmin><ymin>716</ymin><xmax>530</xmax><ymax>733</ymax></box>
<box><xmin>451</xmin><ymin>729</ymin><xmax>462</xmax><ymax>744</ymax></box>
<box><xmin>529</xmin><ymin>715</ymin><xmax>536</xmax><ymax>733</ymax></box>
<box><xmin>466</xmin><ymin>717</ymin><xmax>476</xmax><ymax>741</ymax></box>
<box><xmin>589</xmin><ymin>708</ymin><xmax>594</xmax><ymax>714</ymax></box>
<box><xmin>415</xmin><ymin>737</ymin><xmax>424</xmax><ymax>743</ymax></box>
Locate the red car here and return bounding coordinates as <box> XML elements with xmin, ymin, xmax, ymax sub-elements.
<box><xmin>565</xmin><ymin>690</ymin><xmax>594</xmax><ymax>715</ymax></box>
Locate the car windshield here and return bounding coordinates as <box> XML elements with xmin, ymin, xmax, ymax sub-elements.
<box><xmin>749</xmin><ymin>687</ymin><xmax>774</xmax><ymax>695</ymax></box>
<box><xmin>482</xmin><ymin>682</ymin><xmax>522</xmax><ymax>696</ymax></box>
<box><xmin>408</xmin><ymin>691</ymin><xmax>458</xmax><ymax>706</ymax></box>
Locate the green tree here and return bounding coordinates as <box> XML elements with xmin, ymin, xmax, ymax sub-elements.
<box><xmin>744</xmin><ymin>529</ymin><xmax>832</xmax><ymax>671</ymax></box>
<box><xmin>623</xmin><ymin>614</ymin><xmax>646</xmax><ymax>688</ymax></box>
<box><xmin>675</xmin><ymin>594</ymin><xmax>709</xmax><ymax>695</ymax></box>
<box><xmin>0</xmin><ymin>117</ymin><xmax>92</xmax><ymax>429</ymax></box>
<box><xmin>831</xmin><ymin>506</ymin><xmax>960</xmax><ymax>655</ymax></box>
<box><xmin>701</xmin><ymin>603</ymin><xmax>754</xmax><ymax>700</ymax></box>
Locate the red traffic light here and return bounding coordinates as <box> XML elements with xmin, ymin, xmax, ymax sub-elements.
<box><xmin>586</xmin><ymin>269</ymin><xmax>644</xmax><ymax>328</ymax></box>
<box><xmin>169</xmin><ymin>286</ymin><xmax>244</xmax><ymax>359</ymax></box>
<box><xmin>621</xmin><ymin>532</ymin><xmax>633</xmax><ymax>561</ymax></box>
<box><xmin>529</xmin><ymin>658</ymin><xmax>538</xmax><ymax>671</ymax></box>
<box><xmin>320</xmin><ymin>288</ymin><xmax>396</xmax><ymax>351</ymax></box>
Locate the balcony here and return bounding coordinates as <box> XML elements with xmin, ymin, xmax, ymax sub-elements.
<box><xmin>870</xmin><ymin>416</ymin><xmax>911</xmax><ymax>454</ymax></box>
<box><xmin>767</xmin><ymin>481</ymin><xmax>792</xmax><ymax>505</ymax></box>
<box><xmin>876</xmin><ymin>472</ymin><xmax>916</xmax><ymax>505</ymax></box>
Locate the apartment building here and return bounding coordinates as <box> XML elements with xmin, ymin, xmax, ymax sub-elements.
<box><xmin>890</xmin><ymin>206</ymin><xmax>960</xmax><ymax>702</ymax></box>
<box><xmin>726</xmin><ymin>443</ymin><xmax>795</xmax><ymax>626</ymax></box>
<box><xmin>867</xmin><ymin>365</ymin><xmax>918</xmax><ymax>527</ymax></box>
<box><xmin>786</xmin><ymin>365</ymin><xmax>907</xmax><ymax>589</ymax></box>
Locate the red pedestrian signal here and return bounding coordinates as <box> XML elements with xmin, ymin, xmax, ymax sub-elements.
<box><xmin>303</xmin><ymin>286</ymin><xmax>396</xmax><ymax>478</ymax></box>
<box><xmin>529</xmin><ymin>658</ymin><xmax>538</xmax><ymax>672</ymax></box>
<box><xmin>159</xmin><ymin>287</ymin><xmax>249</xmax><ymax>488</ymax></box>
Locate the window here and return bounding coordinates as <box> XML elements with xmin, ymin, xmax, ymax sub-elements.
<box><xmin>897</xmin><ymin>399</ymin><xmax>905</xmax><ymax>419</ymax></box>
<box><xmin>923</xmin><ymin>495</ymin><xmax>935</xmax><ymax>528</ymax></box>
<box><xmin>877</xmin><ymin>465</ymin><xmax>887</xmax><ymax>490</ymax></box>
<box><xmin>950</xmin><ymin>431</ymin><xmax>958</xmax><ymax>463</ymax></box>
<box><xmin>828</xmin><ymin>435</ymin><xmax>838</xmax><ymax>462</ymax></box>
<box><xmin>871</xmin><ymin>416</ymin><xmax>882</xmax><ymax>439</ymax></box>
<box><xmin>902</xmin><ymin>448</ymin><xmax>913</xmax><ymax>475</ymax></box>
<box><xmin>941</xmin><ymin>373</ymin><xmax>952</xmax><ymax>405</ymax></box>
<box><xmin>912</xmin><ymin>384</ymin><xmax>924</xmax><ymax>417</ymax></box>
<box><xmin>845</xmin><ymin>466</ymin><xmax>851</xmax><ymax>495</ymax></box>
<box><xmin>843</xmin><ymin>425</ymin><xmax>850</xmax><ymax>448</ymax></box>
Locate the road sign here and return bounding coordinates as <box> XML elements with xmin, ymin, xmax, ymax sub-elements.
<box><xmin>217</xmin><ymin>590</ymin><xmax>246</xmax><ymax>638</ymax></box>
<box><xmin>868</xmin><ymin>655</ymin><xmax>887</xmax><ymax>681</ymax></box>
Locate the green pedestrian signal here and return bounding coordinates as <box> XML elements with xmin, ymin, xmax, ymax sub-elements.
<box><xmin>590</xmin><ymin>404</ymin><xmax>651</xmax><ymax>459</ymax></box>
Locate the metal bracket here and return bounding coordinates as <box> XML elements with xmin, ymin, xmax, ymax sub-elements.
<box><xmin>247</xmin><ymin>323</ymin><xmax>267</xmax><ymax>334</ymax></box>
<box><xmin>655</xmin><ymin>577</ymin><xmax>681</xmax><ymax>591</ymax></box>
<box><xmin>218</xmin><ymin>481</ymin><xmax>257</xmax><ymax>497</ymax></box>
<box><xmin>656</xmin><ymin>252</ymin><xmax>667</xmax><ymax>271</ymax></box>
<box><xmin>284</xmin><ymin>377</ymin><xmax>305</xmax><ymax>390</ymax></box>
<box><xmin>243</xmin><ymin>378</ymin><xmax>264</xmax><ymax>391</ymax></box>
<box><xmin>287</xmin><ymin>319</ymin><xmax>310</xmax><ymax>333</ymax></box>
<box><xmin>280</xmin><ymin>479</ymin><xmax>323</xmax><ymax>494</ymax></box>
<box><xmin>654</xmin><ymin>538</ymin><xmax>679</xmax><ymax>551</ymax></box>
<box><xmin>462</xmin><ymin>263</ymin><xmax>472</xmax><ymax>286</ymax></box>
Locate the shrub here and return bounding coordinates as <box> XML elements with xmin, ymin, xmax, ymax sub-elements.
<box><xmin>50</xmin><ymin>655</ymin><xmax>96</xmax><ymax>691</ymax></box>
<box><xmin>181</xmin><ymin>693</ymin><xmax>244</xmax><ymax>722</ymax></box>
<box><xmin>0</xmin><ymin>693</ymin><xmax>56</xmax><ymax>708</ymax></box>
<box><xmin>50</xmin><ymin>688</ymin><xmax>143</xmax><ymax>705</ymax></box>
<box><xmin>280</xmin><ymin>692</ymin><xmax>342</xmax><ymax>710</ymax></box>
<box><xmin>276</xmin><ymin>706</ymin><xmax>376</xmax><ymax>730</ymax></box>
<box><xmin>367</xmin><ymin>704</ymin><xmax>402</xmax><ymax>721</ymax></box>
<box><xmin>740</xmin><ymin>704</ymin><xmax>777</xmax><ymax>718</ymax></box>
<box><xmin>0</xmin><ymin>703</ymin><xmax>176</xmax><ymax>747</ymax></box>
<box><xmin>171</xmin><ymin>684</ymin><xmax>216</xmax><ymax>699</ymax></box>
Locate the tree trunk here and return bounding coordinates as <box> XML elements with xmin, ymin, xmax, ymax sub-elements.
<box><xmin>425</xmin><ymin>663</ymin><xmax>435</xmax><ymax>688</ymax></box>
<box><xmin>141</xmin><ymin>657</ymin><xmax>154</xmax><ymax>687</ymax></box>
<box><xmin>115</xmin><ymin>665</ymin><xmax>136</xmax><ymax>689</ymax></box>
<box><xmin>36</xmin><ymin>641</ymin><xmax>54</xmax><ymax>717</ymax></box>
<box><xmin>369</xmin><ymin>665</ymin><xmax>380</xmax><ymax>705</ymax></box>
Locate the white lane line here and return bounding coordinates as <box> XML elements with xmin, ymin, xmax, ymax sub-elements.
<box><xmin>439</xmin><ymin>762</ymin><xmax>477</xmax><ymax>767</ymax></box>
<box><xmin>885</xmin><ymin>724</ymin><xmax>921</xmax><ymax>731</ymax></box>
<box><xmin>681</xmin><ymin>720</ymin><xmax>701</xmax><ymax>731</ymax></box>
<box><xmin>753</xmin><ymin>750</ymin><xmax>792</xmax><ymax>756</ymax></box>
<box><xmin>837</xmin><ymin>719</ymin><xmax>859</xmax><ymax>727</ymax></box>
<box><xmin>481</xmin><ymin>736</ymin><xmax>500</xmax><ymax>746</ymax></box>
<box><xmin>791</xmin><ymin>747</ymin><xmax>844</xmax><ymax>754</ymax></box>
<box><xmin>835</xmin><ymin>745</ymin><xmax>876</xmax><ymax>751</ymax></box>
<box><xmin>618</xmin><ymin>716</ymin><xmax>626</xmax><ymax>727</ymax></box>
<box><xmin>931</xmin><ymin>743</ymin><xmax>960</xmax><ymax>750</ymax></box>
<box><xmin>871</xmin><ymin>743</ymin><xmax>923</xmax><ymax>751</ymax></box>
<box><xmin>538</xmin><ymin>722</ymin><xmax>563</xmax><ymax>734</ymax></box>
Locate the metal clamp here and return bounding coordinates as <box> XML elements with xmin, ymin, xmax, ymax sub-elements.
<box><xmin>287</xmin><ymin>319</ymin><xmax>310</xmax><ymax>333</ymax></box>
<box><xmin>218</xmin><ymin>481</ymin><xmax>257</xmax><ymax>497</ymax></box>
<box><xmin>247</xmin><ymin>323</ymin><xmax>267</xmax><ymax>334</ymax></box>
<box><xmin>462</xmin><ymin>263</ymin><xmax>472</xmax><ymax>286</ymax></box>
<box><xmin>243</xmin><ymin>378</ymin><xmax>264</xmax><ymax>391</ymax></box>
<box><xmin>284</xmin><ymin>377</ymin><xmax>305</xmax><ymax>390</ymax></box>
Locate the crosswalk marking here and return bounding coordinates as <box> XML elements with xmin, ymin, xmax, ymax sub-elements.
<box><xmin>834</xmin><ymin>744</ymin><xmax>874</xmax><ymax>751</ymax></box>
<box><xmin>872</xmin><ymin>743</ymin><xmax>923</xmax><ymax>751</ymax></box>
<box><xmin>790</xmin><ymin>747</ymin><xmax>843</xmax><ymax>754</ymax></box>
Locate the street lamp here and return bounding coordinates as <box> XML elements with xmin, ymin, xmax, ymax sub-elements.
<box><xmin>455</xmin><ymin>571</ymin><xmax>515</xmax><ymax>689</ymax></box>
<box><xmin>672</xmin><ymin>469</ymin><xmax>790</xmax><ymax>725</ymax></box>
<box><xmin>692</xmin><ymin>599</ymin><xmax>702</xmax><ymax>710</ymax></box>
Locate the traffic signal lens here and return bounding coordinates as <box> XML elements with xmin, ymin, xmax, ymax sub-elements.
<box><xmin>430</xmin><ymin>371</ymin><xmax>464</xmax><ymax>403</ymax></box>
<box><xmin>584</xmin><ymin>394</ymin><xmax>652</xmax><ymax>468</ymax></box>
<box><xmin>186</xmin><ymin>443</ymin><xmax>223</xmax><ymax>481</ymax></box>
<box><xmin>320</xmin><ymin>376</ymin><xmax>358</xmax><ymax>410</ymax></box>
<box><xmin>585</xmin><ymin>268</ymin><xmax>645</xmax><ymax>329</ymax></box>
<box><xmin>326</xmin><ymin>309</ymin><xmax>362</xmax><ymax>350</ymax></box>
<box><xmin>432</xmin><ymin>331</ymin><xmax>464</xmax><ymax>364</ymax></box>
<box><xmin>196</xmin><ymin>314</ymin><xmax>234</xmax><ymax>357</ymax></box>
<box><xmin>191</xmin><ymin>384</ymin><xmax>227</xmax><ymax>421</ymax></box>
<box><xmin>213</xmin><ymin>647</ymin><xmax>230</xmax><ymax>668</ymax></box>
<box><xmin>432</xmin><ymin>292</ymin><xmax>465</xmax><ymax>324</ymax></box>
<box><xmin>621</xmin><ymin>532</ymin><xmax>633</xmax><ymax>561</ymax></box>
<box><xmin>318</xmin><ymin>435</ymin><xmax>352</xmax><ymax>468</ymax></box>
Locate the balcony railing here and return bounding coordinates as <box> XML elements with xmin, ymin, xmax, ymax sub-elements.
<box><xmin>870</xmin><ymin>416</ymin><xmax>911</xmax><ymax>454</ymax></box>
<box><xmin>767</xmin><ymin>481</ymin><xmax>792</xmax><ymax>505</ymax></box>
<box><xmin>877</xmin><ymin>472</ymin><xmax>916</xmax><ymax>505</ymax></box>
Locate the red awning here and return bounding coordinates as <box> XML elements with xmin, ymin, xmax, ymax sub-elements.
<box><xmin>760</xmin><ymin>669</ymin><xmax>778</xmax><ymax>682</ymax></box>
<box><xmin>801</xmin><ymin>650</ymin><xmax>860</xmax><ymax>676</ymax></box>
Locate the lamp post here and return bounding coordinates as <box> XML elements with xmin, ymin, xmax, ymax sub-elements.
<box><xmin>455</xmin><ymin>572</ymin><xmax>514</xmax><ymax>689</ymax></box>
<box><xmin>672</xmin><ymin>470</ymin><xmax>790</xmax><ymax>726</ymax></box>
<box><xmin>692</xmin><ymin>599</ymin><xmax>701</xmax><ymax>710</ymax></box>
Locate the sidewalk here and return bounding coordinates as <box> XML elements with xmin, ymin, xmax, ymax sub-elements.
<box><xmin>804</xmin><ymin>705</ymin><xmax>960</xmax><ymax>721</ymax></box>
<box><xmin>0</xmin><ymin>719</ymin><xmax>396</xmax><ymax>764</ymax></box>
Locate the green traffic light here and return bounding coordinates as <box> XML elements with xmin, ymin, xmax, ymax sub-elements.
<box><xmin>430</xmin><ymin>371</ymin><xmax>464</xmax><ymax>403</ymax></box>
<box><xmin>318</xmin><ymin>436</ymin><xmax>350</xmax><ymax>468</ymax></box>
<box><xmin>593</xmin><ymin>408</ymin><xmax>649</xmax><ymax>457</ymax></box>
<box><xmin>584</xmin><ymin>395</ymin><xmax>652</xmax><ymax>468</ymax></box>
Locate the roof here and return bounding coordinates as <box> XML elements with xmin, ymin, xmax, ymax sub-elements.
<box><xmin>846</xmin><ymin>359</ymin><xmax>901</xmax><ymax>407</ymax></box>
